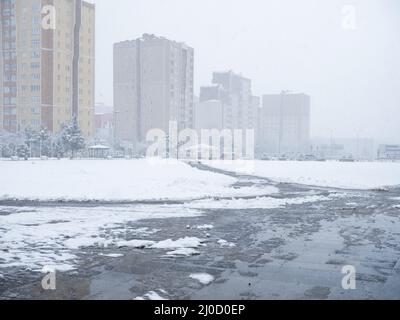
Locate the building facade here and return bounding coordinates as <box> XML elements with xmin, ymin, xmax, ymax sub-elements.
<box><xmin>311</xmin><ymin>138</ymin><xmax>375</xmax><ymax>160</ymax></box>
<box><xmin>199</xmin><ymin>71</ymin><xmax>258</xmax><ymax>132</ymax></box>
<box><xmin>195</xmin><ymin>99</ymin><xmax>224</xmax><ymax>131</ymax></box>
<box><xmin>378</xmin><ymin>145</ymin><xmax>400</xmax><ymax>160</ymax></box>
<box><xmin>94</xmin><ymin>103</ymin><xmax>113</xmax><ymax>143</ymax></box>
<box><xmin>258</xmin><ymin>92</ymin><xmax>311</xmax><ymax>157</ymax></box>
<box><xmin>0</xmin><ymin>0</ymin><xmax>95</xmax><ymax>138</ymax></box>
<box><xmin>114</xmin><ymin>34</ymin><xmax>194</xmax><ymax>148</ymax></box>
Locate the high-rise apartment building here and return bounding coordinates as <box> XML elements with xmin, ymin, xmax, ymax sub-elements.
<box><xmin>258</xmin><ymin>92</ymin><xmax>311</xmax><ymax>157</ymax></box>
<box><xmin>114</xmin><ymin>34</ymin><xmax>194</xmax><ymax>147</ymax></box>
<box><xmin>0</xmin><ymin>0</ymin><xmax>95</xmax><ymax>138</ymax></box>
<box><xmin>199</xmin><ymin>71</ymin><xmax>258</xmax><ymax>132</ymax></box>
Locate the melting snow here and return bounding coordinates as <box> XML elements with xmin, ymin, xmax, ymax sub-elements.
<box><xmin>217</xmin><ymin>239</ymin><xmax>236</xmax><ymax>247</ymax></box>
<box><xmin>135</xmin><ymin>291</ymin><xmax>168</xmax><ymax>300</ymax></box>
<box><xmin>190</xmin><ymin>273</ymin><xmax>215</xmax><ymax>285</ymax></box>
<box><xmin>0</xmin><ymin>205</ymin><xmax>201</xmax><ymax>271</ymax></box>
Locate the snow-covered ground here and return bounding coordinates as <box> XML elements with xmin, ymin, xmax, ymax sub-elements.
<box><xmin>204</xmin><ymin>160</ymin><xmax>400</xmax><ymax>190</ymax></box>
<box><xmin>0</xmin><ymin>159</ymin><xmax>275</xmax><ymax>202</ymax></box>
<box><xmin>0</xmin><ymin>205</ymin><xmax>203</xmax><ymax>271</ymax></box>
<box><xmin>0</xmin><ymin>190</ymin><xmax>345</xmax><ymax>271</ymax></box>
<box><xmin>186</xmin><ymin>193</ymin><xmax>348</xmax><ymax>210</ymax></box>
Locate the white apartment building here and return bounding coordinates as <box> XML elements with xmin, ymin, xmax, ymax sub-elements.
<box><xmin>113</xmin><ymin>34</ymin><xmax>194</xmax><ymax>149</ymax></box>
<box><xmin>198</xmin><ymin>71</ymin><xmax>259</xmax><ymax>132</ymax></box>
<box><xmin>258</xmin><ymin>92</ymin><xmax>311</xmax><ymax>157</ymax></box>
<box><xmin>195</xmin><ymin>99</ymin><xmax>224</xmax><ymax>131</ymax></box>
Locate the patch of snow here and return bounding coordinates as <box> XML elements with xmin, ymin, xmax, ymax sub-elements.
<box><xmin>99</xmin><ymin>253</ymin><xmax>124</xmax><ymax>258</ymax></box>
<box><xmin>166</xmin><ymin>248</ymin><xmax>200</xmax><ymax>257</ymax></box>
<box><xmin>140</xmin><ymin>291</ymin><xmax>168</xmax><ymax>300</ymax></box>
<box><xmin>152</xmin><ymin>237</ymin><xmax>204</xmax><ymax>250</ymax></box>
<box><xmin>0</xmin><ymin>159</ymin><xmax>241</xmax><ymax>201</ymax></box>
<box><xmin>0</xmin><ymin>205</ymin><xmax>201</xmax><ymax>271</ymax></box>
<box><xmin>346</xmin><ymin>202</ymin><xmax>358</xmax><ymax>206</ymax></box>
<box><xmin>196</xmin><ymin>224</ymin><xmax>214</xmax><ymax>230</ymax></box>
<box><xmin>217</xmin><ymin>239</ymin><xmax>236</xmax><ymax>248</ymax></box>
<box><xmin>190</xmin><ymin>273</ymin><xmax>215</xmax><ymax>285</ymax></box>
<box><xmin>158</xmin><ymin>288</ymin><xmax>169</xmax><ymax>295</ymax></box>
<box><xmin>117</xmin><ymin>240</ymin><xmax>155</xmax><ymax>249</ymax></box>
<box><xmin>187</xmin><ymin>194</ymin><xmax>346</xmax><ymax>210</ymax></box>
<box><xmin>205</xmin><ymin>160</ymin><xmax>400</xmax><ymax>190</ymax></box>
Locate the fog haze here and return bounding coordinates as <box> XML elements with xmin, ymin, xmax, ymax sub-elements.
<box><xmin>93</xmin><ymin>0</ymin><xmax>400</xmax><ymax>142</ymax></box>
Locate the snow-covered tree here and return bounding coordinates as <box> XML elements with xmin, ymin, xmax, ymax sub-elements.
<box><xmin>38</xmin><ymin>127</ymin><xmax>52</xmax><ymax>157</ymax></box>
<box><xmin>52</xmin><ymin>138</ymin><xmax>65</xmax><ymax>159</ymax></box>
<box><xmin>61</xmin><ymin>118</ymin><xmax>86</xmax><ymax>158</ymax></box>
<box><xmin>17</xmin><ymin>144</ymin><xmax>29</xmax><ymax>160</ymax></box>
<box><xmin>0</xmin><ymin>131</ymin><xmax>24</xmax><ymax>158</ymax></box>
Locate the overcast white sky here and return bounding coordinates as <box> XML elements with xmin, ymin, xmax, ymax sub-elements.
<box><xmin>92</xmin><ymin>0</ymin><xmax>400</xmax><ymax>142</ymax></box>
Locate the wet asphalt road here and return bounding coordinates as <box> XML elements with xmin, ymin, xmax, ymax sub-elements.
<box><xmin>1</xmin><ymin>164</ymin><xmax>400</xmax><ymax>300</ymax></box>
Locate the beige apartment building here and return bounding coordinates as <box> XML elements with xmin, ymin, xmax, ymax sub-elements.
<box><xmin>114</xmin><ymin>34</ymin><xmax>194</xmax><ymax>148</ymax></box>
<box><xmin>0</xmin><ymin>0</ymin><xmax>95</xmax><ymax>138</ymax></box>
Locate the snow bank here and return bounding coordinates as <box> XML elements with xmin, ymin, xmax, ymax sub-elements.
<box><xmin>0</xmin><ymin>159</ymin><xmax>241</xmax><ymax>202</ymax></box>
<box><xmin>205</xmin><ymin>160</ymin><xmax>400</xmax><ymax>190</ymax></box>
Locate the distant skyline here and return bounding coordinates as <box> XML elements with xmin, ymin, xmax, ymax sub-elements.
<box><xmin>93</xmin><ymin>0</ymin><xmax>400</xmax><ymax>142</ymax></box>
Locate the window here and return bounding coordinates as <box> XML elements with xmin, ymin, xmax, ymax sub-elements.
<box><xmin>31</xmin><ymin>85</ymin><xmax>40</xmax><ymax>92</ymax></box>
<box><xmin>32</xmin><ymin>96</ymin><xmax>40</xmax><ymax>103</ymax></box>
<box><xmin>31</xmin><ymin>39</ymin><xmax>40</xmax><ymax>48</ymax></box>
<box><xmin>31</xmin><ymin>62</ymin><xmax>40</xmax><ymax>69</ymax></box>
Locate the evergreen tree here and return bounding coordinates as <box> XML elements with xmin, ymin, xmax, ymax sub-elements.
<box><xmin>38</xmin><ymin>127</ymin><xmax>52</xmax><ymax>157</ymax></box>
<box><xmin>53</xmin><ymin>138</ymin><xmax>65</xmax><ymax>159</ymax></box>
<box><xmin>61</xmin><ymin>118</ymin><xmax>86</xmax><ymax>158</ymax></box>
<box><xmin>17</xmin><ymin>144</ymin><xmax>29</xmax><ymax>160</ymax></box>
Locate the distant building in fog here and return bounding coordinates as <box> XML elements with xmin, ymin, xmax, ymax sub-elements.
<box><xmin>94</xmin><ymin>103</ymin><xmax>113</xmax><ymax>142</ymax></box>
<box><xmin>258</xmin><ymin>92</ymin><xmax>310</xmax><ymax>157</ymax></box>
<box><xmin>197</xmin><ymin>71</ymin><xmax>259</xmax><ymax>132</ymax></box>
<box><xmin>195</xmin><ymin>100</ymin><xmax>224</xmax><ymax>131</ymax></box>
<box><xmin>311</xmin><ymin>138</ymin><xmax>375</xmax><ymax>160</ymax></box>
<box><xmin>113</xmin><ymin>34</ymin><xmax>194</xmax><ymax>149</ymax></box>
<box><xmin>378</xmin><ymin>145</ymin><xmax>400</xmax><ymax>160</ymax></box>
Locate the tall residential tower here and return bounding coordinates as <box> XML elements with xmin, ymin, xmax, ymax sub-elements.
<box><xmin>199</xmin><ymin>71</ymin><xmax>258</xmax><ymax>132</ymax></box>
<box><xmin>0</xmin><ymin>0</ymin><xmax>95</xmax><ymax>138</ymax></box>
<box><xmin>113</xmin><ymin>34</ymin><xmax>194</xmax><ymax>148</ymax></box>
<box><xmin>258</xmin><ymin>92</ymin><xmax>311</xmax><ymax>157</ymax></box>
